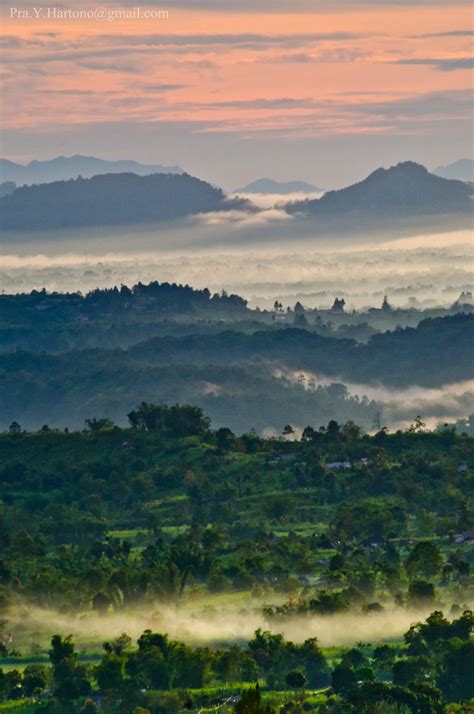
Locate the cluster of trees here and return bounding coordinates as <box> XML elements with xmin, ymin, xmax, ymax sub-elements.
<box><xmin>126</xmin><ymin>403</ymin><xmax>211</xmax><ymax>437</ymax></box>
<box><xmin>1</xmin><ymin>284</ymin><xmax>470</xmax><ymax>357</ymax></box>
<box><xmin>0</xmin><ymin>406</ymin><xmax>471</xmax><ymax>613</ymax></box>
<box><xmin>0</xmin><ymin>611</ymin><xmax>471</xmax><ymax>712</ymax></box>
<box><xmin>0</xmin><ymin>280</ymin><xmax>248</xmax><ymax>325</ymax></box>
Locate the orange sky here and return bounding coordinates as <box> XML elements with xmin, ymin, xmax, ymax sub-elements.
<box><xmin>1</xmin><ymin>1</ymin><xmax>472</xmax><ymax>186</ymax></box>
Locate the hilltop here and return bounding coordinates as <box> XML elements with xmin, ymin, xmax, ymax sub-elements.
<box><xmin>286</xmin><ymin>161</ymin><xmax>473</xmax><ymax>220</ymax></box>
<box><xmin>0</xmin><ymin>172</ymin><xmax>248</xmax><ymax>230</ymax></box>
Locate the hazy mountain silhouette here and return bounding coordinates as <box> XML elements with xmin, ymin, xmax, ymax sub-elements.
<box><xmin>235</xmin><ymin>177</ymin><xmax>322</xmax><ymax>194</ymax></box>
<box><xmin>0</xmin><ymin>155</ymin><xmax>183</xmax><ymax>185</ymax></box>
<box><xmin>286</xmin><ymin>162</ymin><xmax>473</xmax><ymax>220</ymax></box>
<box><xmin>0</xmin><ymin>172</ymin><xmax>248</xmax><ymax>230</ymax></box>
<box><xmin>433</xmin><ymin>159</ymin><xmax>474</xmax><ymax>183</ymax></box>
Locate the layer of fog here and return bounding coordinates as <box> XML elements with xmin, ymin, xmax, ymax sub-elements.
<box><xmin>9</xmin><ymin>600</ymin><xmax>459</xmax><ymax>649</ymax></box>
<box><xmin>273</xmin><ymin>369</ymin><xmax>474</xmax><ymax>431</ymax></box>
<box><xmin>228</xmin><ymin>191</ymin><xmax>325</xmax><ymax>209</ymax></box>
<box><xmin>1</xmin><ymin>233</ymin><xmax>472</xmax><ymax>311</ymax></box>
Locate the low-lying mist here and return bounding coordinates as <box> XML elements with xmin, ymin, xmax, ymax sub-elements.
<box><xmin>1</xmin><ymin>232</ymin><xmax>472</xmax><ymax>311</ymax></box>
<box><xmin>228</xmin><ymin>191</ymin><xmax>325</xmax><ymax>209</ymax></box>
<box><xmin>273</xmin><ymin>369</ymin><xmax>474</xmax><ymax>431</ymax></box>
<box><xmin>8</xmin><ymin>599</ymin><xmax>455</xmax><ymax>650</ymax></box>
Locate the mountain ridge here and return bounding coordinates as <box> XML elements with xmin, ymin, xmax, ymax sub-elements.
<box><xmin>0</xmin><ymin>154</ymin><xmax>183</xmax><ymax>185</ymax></box>
<box><xmin>286</xmin><ymin>161</ymin><xmax>473</xmax><ymax>219</ymax></box>
<box><xmin>0</xmin><ymin>172</ymin><xmax>248</xmax><ymax>230</ymax></box>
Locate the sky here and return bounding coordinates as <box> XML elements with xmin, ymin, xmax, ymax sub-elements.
<box><xmin>1</xmin><ymin>0</ymin><xmax>473</xmax><ymax>188</ymax></box>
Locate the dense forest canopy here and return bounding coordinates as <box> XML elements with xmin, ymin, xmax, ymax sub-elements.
<box><xmin>1</xmin><ymin>283</ymin><xmax>472</xmax><ymax>433</ymax></box>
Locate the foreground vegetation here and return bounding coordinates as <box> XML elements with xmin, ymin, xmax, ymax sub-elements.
<box><xmin>0</xmin><ymin>609</ymin><xmax>472</xmax><ymax>712</ymax></box>
<box><xmin>0</xmin><ymin>404</ymin><xmax>472</xmax><ymax>710</ymax></box>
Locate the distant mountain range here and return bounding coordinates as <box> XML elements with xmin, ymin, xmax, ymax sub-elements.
<box><xmin>235</xmin><ymin>177</ymin><xmax>322</xmax><ymax>194</ymax></box>
<box><xmin>1</xmin><ymin>160</ymin><xmax>471</xmax><ymax>233</ymax></box>
<box><xmin>0</xmin><ymin>172</ymin><xmax>247</xmax><ymax>231</ymax></box>
<box><xmin>0</xmin><ymin>155</ymin><xmax>183</xmax><ymax>185</ymax></box>
<box><xmin>433</xmin><ymin>159</ymin><xmax>474</xmax><ymax>183</ymax></box>
<box><xmin>286</xmin><ymin>161</ymin><xmax>473</xmax><ymax>220</ymax></box>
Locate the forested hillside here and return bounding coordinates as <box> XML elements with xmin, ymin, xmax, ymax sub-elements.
<box><xmin>0</xmin><ymin>173</ymin><xmax>249</xmax><ymax>230</ymax></box>
<box><xmin>1</xmin><ymin>313</ymin><xmax>471</xmax><ymax>431</ymax></box>
<box><xmin>0</xmin><ymin>410</ymin><xmax>472</xmax><ymax>711</ymax></box>
<box><xmin>287</xmin><ymin>162</ymin><xmax>473</xmax><ymax>218</ymax></box>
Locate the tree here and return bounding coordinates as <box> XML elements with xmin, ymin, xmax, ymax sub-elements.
<box><xmin>234</xmin><ymin>684</ymin><xmax>275</xmax><ymax>714</ymax></box>
<box><xmin>407</xmin><ymin>580</ymin><xmax>435</xmax><ymax>608</ymax></box>
<box><xmin>326</xmin><ymin>419</ymin><xmax>341</xmax><ymax>440</ymax></box>
<box><xmin>341</xmin><ymin>648</ymin><xmax>366</xmax><ymax>669</ymax></box>
<box><xmin>127</xmin><ymin>402</ymin><xmax>166</xmax><ymax>431</ymax></box>
<box><xmin>408</xmin><ymin>416</ymin><xmax>426</xmax><ymax>433</ymax></box>
<box><xmin>293</xmin><ymin>313</ymin><xmax>308</xmax><ymax>327</ymax></box>
<box><xmin>127</xmin><ymin>403</ymin><xmax>210</xmax><ymax>437</ymax></box>
<box><xmin>49</xmin><ymin>634</ymin><xmax>91</xmax><ymax>701</ymax></box>
<box><xmin>8</xmin><ymin>422</ymin><xmax>21</xmax><ymax>435</ymax></box>
<box><xmin>301</xmin><ymin>426</ymin><xmax>317</xmax><ymax>442</ymax></box>
<box><xmin>166</xmin><ymin>404</ymin><xmax>211</xmax><ymax>438</ymax></box>
<box><xmin>103</xmin><ymin>633</ymin><xmax>133</xmax><ymax>656</ymax></box>
<box><xmin>405</xmin><ymin>541</ymin><xmax>443</xmax><ymax>580</ymax></box>
<box><xmin>215</xmin><ymin>427</ymin><xmax>236</xmax><ymax>451</ymax></box>
<box><xmin>22</xmin><ymin>664</ymin><xmax>47</xmax><ymax>696</ymax></box>
<box><xmin>392</xmin><ymin>656</ymin><xmax>434</xmax><ymax>687</ymax></box>
<box><xmin>373</xmin><ymin>645</ymin><xmax>393</xmax><ymax>665</ymax></box>
<box><xmin>329</xmin><ymin>553</ymin><xmax>345</xmax><ymax>572</ymax></box>
<box><xmin>342</xmin><ymin>421</ymin><xmax>362</xmax><ymax>441</ymax></box>
<box><xmin>331</xmin><ymin>665</ymin><xmax>356</xmax><ymax>695</ymax></box>
<box><xmin>298</xmin><ymin>638</ymin><xmax>329</xmax><ymax>688</ymax></box>
<box><xmin>309</xmin><ymin>590</ymin><xmax>349</xmax><ymax>615</ymax></box>
<box><xmin>92</xmin><ymin>591</ymin><xmax>111</xmax><ymax>613</ymax></box>
<box><xmin>437</xmin><ymin>639</ymin><xmax>474</xmax><ymax>701</ymax></box>
<box><xmin>286</xmin><ymin>670</ymin><xmax>306</xmax><ymax>689</ymax></box>
<box><xmin>85</xmin><ymin>417</ymin><xmax>115</xmax><ymax>432</ymax></box>
<box><xmin>95</xmin><ymin>652</ymin><xmax>125</xmax><ymax>691</ymax></box>
<box><xmin>346</xmin><ymin>681</ymin><xmax>443</xmax><ymax>714</ymax></box>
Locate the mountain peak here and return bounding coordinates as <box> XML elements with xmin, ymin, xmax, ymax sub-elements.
<box><xmin>367</xmin><ymin>161</ymin><xmax>429</xmax><ymax>181</ymax></box>
<box><xmin>286</xmin><ymin>161</ymin><xmax>472</xmax><ymax>221</ymax></box>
